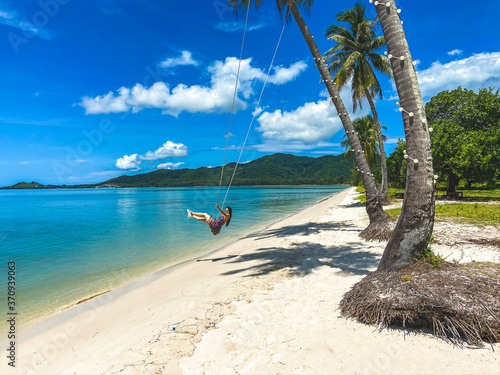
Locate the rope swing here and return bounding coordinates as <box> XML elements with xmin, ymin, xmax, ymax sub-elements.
<box><xmin>214</xmin><ymin>7</ymin><xmax>288</xmax><ymax>217</ymax></box>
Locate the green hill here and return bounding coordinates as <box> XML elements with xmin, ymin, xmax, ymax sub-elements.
<box><xmin>1</xmin><ymin>153</ymin><xmax>354</xmax><ymax>189</ymax></box>
<box><xmin>102</xmin><ymin>153</ymin><xmax>353</xmax><ymax>187</ymax></box>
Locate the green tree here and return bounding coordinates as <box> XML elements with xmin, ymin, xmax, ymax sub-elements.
<box><xmin>342</xmin><ymin>115</ymin><xmax>386</xmax><ymax>171</ymax></box>
<box><xmin>228</xmin><ymin>0</ymin><xmax>391</xmax><ymax>240</ymax></box>
<box><xmin>426</xmin><ymin>87</ymin><xmax>500</xmax><ymax>193</ymax></box>
<box><xmin>324</xmin><ymin>2</ymin><xmax>391</xmax><ymax>199</ymax></box>
<box><xmin>386</xmin><ymin>138</ymin><xmax>407</xmax><ymax>189</ymax></box>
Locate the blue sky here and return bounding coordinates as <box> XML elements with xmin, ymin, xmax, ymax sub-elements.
<box><xmin>1</xmin><ymin>0</ymin><xmax>499</xmax><ymax>185</ymax></box>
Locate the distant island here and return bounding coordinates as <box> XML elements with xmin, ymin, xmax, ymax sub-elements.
<box><xmin>1</xmin><ymin>153</ymin><xmax>354</xmax><ymax>189</ymax></box>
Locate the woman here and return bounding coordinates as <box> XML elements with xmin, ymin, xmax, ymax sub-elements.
<box><xmin>187</xmin><ymin>204</ymin><xmax>232</xmax><ymax>236</ymax></box>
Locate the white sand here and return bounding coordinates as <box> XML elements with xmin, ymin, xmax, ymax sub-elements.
<box><xmin>2</xmin><ymin>187</ymin><xmax>498</xmax><ymax>375</ymax></box>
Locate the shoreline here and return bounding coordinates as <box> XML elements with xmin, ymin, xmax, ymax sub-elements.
<box><xmin>15</xmin><ymin>186</ymin><xmax>348</xmax><ymax>335</ymax></box>
<box><xmin>3</xmin><ymin>187</ymin><xmax>498</xmax><ymax>374</ymax></box>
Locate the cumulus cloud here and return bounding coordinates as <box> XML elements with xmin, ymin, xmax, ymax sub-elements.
<box><xmin>254</xmin><ymin>86</ymin><xmax>370</xmax><ymax>152</ymax></box>
<box><xmin>116</xmin><ymin>141</ymin><xmax>188</xmax><ymax>170</ymax></box>
<box><xmin>80</xmin><ymin>57</ymin><xmax>307</xmax><ymax>117</ymax></box>
<box><xmin>447</xmin><ymin>49</ymin><xmax>463</xmax><ymax>56</ymax></box>
<box><xmin>159</xmin><ymin>51</ymin><xmax>199</xmax><ymax>69</ymax></box>
<box><xmin>157</xmin><ymin>162</ymin><xmax>185</xmax><ymax>169</ymax></box>
<box><xmin>116</xmin><ymin>154</ymin><xmax>142</xmax><ymax>170</ymax></box>
<box><xmin>418</xmin><ymin>52</ymin><xmax>500</xmax><ymax>98</ymax></box>
<box><xmin>256</xmin><ymin>100</ymin><xmax>341</xmax><ymax>144</ymax></box>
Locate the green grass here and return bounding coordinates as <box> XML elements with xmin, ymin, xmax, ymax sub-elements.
<box><xmin>414</xmin><ymin>247</ymin><xmax>444</xmax><ymax>269</ymax></box>
<box><xmin>386</xmin><ymin>203</ymin><xmax>500</xmax><ymax>227</ymax></box>
<box><xmin>355</xmin><ymin>187</ymin><xmax>405</xmax><ymax>204</ymax></box>
<box><xmin>355</xmin><ymin>186</ymin><xmax>366</xmax><ymax>203</ymax></box>
<box><xmin>435</xmin><ymin>188</ymin><xmax>500</xmax><ymax>201</ymax></box>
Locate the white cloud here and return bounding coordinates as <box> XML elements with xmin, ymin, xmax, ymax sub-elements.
<box><xmin>253</xmin><ymin>141</ymin><xmax>341</xmax><ymax>153</ymax></box>
<box><xmin>268</xmin><ymin>62</ymin><xmax>308</xmax><ymax>85</ymax></box>
<box><xmin>116</xmin><ymin>154</ymin><xmax>141</xmax><ymax>170</ymax></box>
<box><xmin>160</xmin><ymin>51</ymin><xmax>199</xmax><ymax>69</ymax></box>
<box><xmin>116</xmin><ymin>141</ymin><xmax>188</xmax><ymax>170</ymax></box>
<box><xmin>447</xmin><ymin>49</ymin><xmax>463</xmax><ymax>56</ymax></box>
<box><xmin>157</xmin><ymin>162</ymin><xmax>185</xmax><ymax>169</ymax></box>
<box><xmin>0</xmin><ymin>8</ymin><xmax>51</xmax><ymax>39</ymax></box>
<box><xmin>215</xmin><ymin>21</ymin><xmax>266</xmax><ymax>33</ymax></box>
<box><xmin>418</xmin><ymin>52</ymin><xmax>500</xmax><ymax>98</ymax></box>
<box><xmin>142</xmin><ymin>141</ymin><xmax>188</xmax><ymax>160</ymax></box>
<box><xmin>80</xmin><ymin>57</ymin><xmax>307</xmax><ymax>117</ymax></box>
<box><xmin>256</xmin><ymin>100</ymin><xmax>341</xmax><ymax>144</ymax></box>
<box><xmin>211</xmin><ymin>145</ymin><xmax>243</xmax><ymax>151</ymax></box>
<box><xmin>254</xmin><ymin>86</ymin><xmax>370</xmax><ymax>152</ymax></box>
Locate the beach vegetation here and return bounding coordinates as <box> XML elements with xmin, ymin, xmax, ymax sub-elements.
<box><xmin>324</xmin><ymin>2</ymin><xmax>391</xmax><ymax>200</ymax></box>
<box><xmin>386</xmin><ymin>203</ymin><xmax>500</xmax><ymax>227</ymax></box>
<box><xmin>341</xmin><ymin>115</ymin><xmax>386</xmax><ymax>172</ymax></box>
<box><xmin>427</xmin><ymin>87</ymin><xmax>500</xmax><ymax>194</ymax></box>
<box><xmin>400</xmin><ymin>275</ymin><xmax>412</xmax><ymax>282</ymax></box>
<box><xmin>414</xmin><ymin>247</ymin><xmax>444</xmax><ymax>269</ymax></box>
<box><xmin>386</xmin><ymin>139</ymin><xmax>407</xmax><ymax>189</ymax></box>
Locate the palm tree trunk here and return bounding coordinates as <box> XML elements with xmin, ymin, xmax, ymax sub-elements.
<box><xmin>374</xmin><ymin>1</ymin><xmax>435</xmax><ymax>271</ymax></box>
<box><xmin>365</xmin><ymin>90</ymin><xmax>388</xmax><ymax>201</ymax></box>
<box><xmin>287</xmin><ymin>0</ymin><xmax>391</xmax><ymax>240</ymax></box>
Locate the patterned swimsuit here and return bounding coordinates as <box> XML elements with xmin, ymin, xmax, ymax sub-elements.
<box><xmin>209</xmin><ymin>216</ymin><xmax>225</xmax><ymax>236</ymax></box>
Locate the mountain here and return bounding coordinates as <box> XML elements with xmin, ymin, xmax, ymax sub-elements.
<box><xmin>1</xmin><ymin>153</ymin><xmax>354</xmax><ymax>189</ymax></box>
<box><xmin>101</xmin><ymin>153</ymin><xmax>353</xmax><ymax>187</ymax></box>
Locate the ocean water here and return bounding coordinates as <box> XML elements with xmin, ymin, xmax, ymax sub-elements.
<box><xmin>0</xmin><ymin>186</ymin><xmax>347</xmax><ymax>331</ymax></box>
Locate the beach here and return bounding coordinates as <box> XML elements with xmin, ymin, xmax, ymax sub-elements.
<box><xmin>3</xmin><ymin>187</ymin><xmax>499</xmax><ymax>374</ymax></box>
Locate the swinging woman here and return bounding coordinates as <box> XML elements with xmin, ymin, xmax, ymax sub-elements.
<box><xmin>187</xmin><ymin>204</ymin><xmax>232</xmax><ymax>236</ymax></box>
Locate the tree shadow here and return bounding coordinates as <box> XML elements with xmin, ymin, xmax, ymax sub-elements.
<box><xmin>221</xmin><ymin>240</ymin><xmax>380</xmax><ymax>278</ymax></box>
<box><xmin>245</xmin><ymin>221</ymin><xmax>362</xmax><ymax>241</ymax></box>
<box><xmin>197</xmin><ymin>255</ymin><xmax>238</xmax><ymax>262</ymax></box>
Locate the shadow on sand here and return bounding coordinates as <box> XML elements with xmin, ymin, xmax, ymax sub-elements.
<box><xmin>212</xmin><ymin>221</ymin><xmax>380</xmax><ymax>278</ymax></box>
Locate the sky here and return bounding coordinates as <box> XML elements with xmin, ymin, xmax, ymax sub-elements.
<box><xmin>1</xmin><ymin>0</ymin><xmax>499</xmax><ymax>186</ymax></box>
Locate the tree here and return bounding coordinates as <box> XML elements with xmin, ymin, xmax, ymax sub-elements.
<box><xmin>373</xmin><ymin>0</ymin><xmax>435</xmax><ymax>271</ymax></box>
<box><xmin>426</xmin><ymin>87</ymin><xmax>500</xmax><ymax>193</ymax></box>
<box><xmin>385</xmin><ymin>138</ymin><xmax>407</xmax><ymax>189</ymax></box>
<box><xmin>324</xmin><ymin>2</ymin><xmax>391</xmax><ymax>200</ymax></box>
<box><xmin>228</xmin><ymin>0</ymin><xmax>391</xmax><ymax>240</ymax></box>
<box><xmin>342</xmin><ymin>115</ymin><xmax>386</xmax><ymax>171</ymax></box>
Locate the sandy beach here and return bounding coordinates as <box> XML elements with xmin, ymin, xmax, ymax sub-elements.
<box><xmin>3</xmin><ymin>187</ymin><xmax>499</xmax><ymax>375</ymax></box>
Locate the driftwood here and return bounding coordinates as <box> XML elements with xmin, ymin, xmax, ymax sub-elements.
<box><xmin>340</xmin><ymin>261</ymin><xmax>500</xmax><ymax>347</ymax></box>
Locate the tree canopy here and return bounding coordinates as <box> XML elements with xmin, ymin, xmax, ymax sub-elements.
<box><xmin>426</xmin><ymin>87</ymin><xmax>500</xmax><ymax>191</ymax></box>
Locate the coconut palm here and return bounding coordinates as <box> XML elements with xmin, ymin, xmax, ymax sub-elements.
<box><xmin>342</xmin><ymin>115</ymin><xmax>386</xmax><ymax>171</ymax></box>
<box><xmin>227</xmin><ymin>0</ymin><xmax>391</xmax><ymax>241</ymax></box>
<box><xmin>371</xmin><ymin>0</ymin><xmax>435</xmax><ymax>271</ymax></box>
<box><xmin>324</xmin><ymin>2</ymin><xmax>391</xmax><ymax>199</ymax></box>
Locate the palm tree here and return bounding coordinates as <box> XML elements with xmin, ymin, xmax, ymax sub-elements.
<box><xmin>371</xmin><ymin>0</ymin><xmax>435</xmax><ymax>271</ymax></box>
<box><xmin>228</xmin><ymin>0</ymin><xmax>391</xmax><ymax>241</ymax></box>
<box><xmin>324</xmin><ymin>2</ymin><xmax>391</xmax><ymax>200</ymax></box>
<box><xmin>342</xmin><ymin>115</ymin><xmax>386</xmax><ymax>171</ymax></box>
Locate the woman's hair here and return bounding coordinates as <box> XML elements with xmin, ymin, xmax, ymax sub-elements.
<box><xmin>226</xmin><ymin>206</ymin><xmax>232</xmax><ymax>226</ymax></box>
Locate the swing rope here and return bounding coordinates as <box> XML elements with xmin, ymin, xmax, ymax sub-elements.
<box><xmin>217</xmin><ymin>13</ymin><xmax>288</xmax><ymax>213</ymax></box>
<box><xmin>215</xmin><ymin>0</ymin><xmax>252</xmax><ymax>215</ymax></box>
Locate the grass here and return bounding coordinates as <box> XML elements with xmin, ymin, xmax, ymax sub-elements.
<box><xmin>355</xmin><ymin>185</ymin><xmax>500</xmax><ymax>226</ymax></box>
<box><xmin>414</xmin><ymin>247</ymin><xmax>444</xmax><ymax>269</ymax></box>
<box><xmin>435</xmin><ymin>188</ymin><xmax>500</xmax><ymax>201</ymax></box>
<box><xmin>355</xmin><ymin>187</ymin><xmax>407</xmax><ymax>204</ymax></box>
<box><xmin>386</xmin><ymin>203</ymin><xmax>500</xmax><ymax>227</ymax></box>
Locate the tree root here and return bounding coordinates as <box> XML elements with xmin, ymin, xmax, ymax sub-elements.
<box><xmin>359</xmin><ymin>217</ymin><xmax>394</xmax><ymax>242</ymax></box>
<box><xmin>339</xmin><ymin>261</ymin><xmax>500</xmax><ymax>347</ymax></box>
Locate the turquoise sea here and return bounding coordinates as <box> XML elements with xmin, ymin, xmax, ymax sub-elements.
<box><xmin>0</xmin><ymin>186</ymin><xmax>347</xmax><ymax>331</ymax></box>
